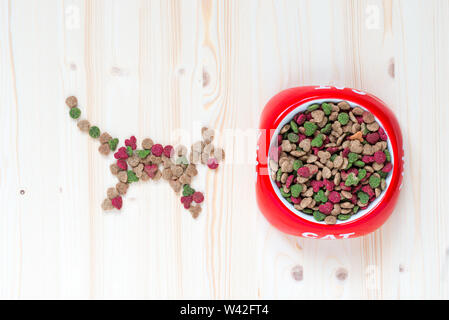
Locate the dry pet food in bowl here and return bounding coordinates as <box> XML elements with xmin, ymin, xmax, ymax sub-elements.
<box><xmin>256</xmin><ymin>86</ymin><xmax>404</xmax><ymax>239</ymax></box>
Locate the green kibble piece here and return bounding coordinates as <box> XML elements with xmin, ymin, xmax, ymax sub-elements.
<box><xmin>330</xmin><ymin>154</ymin><xmax>337</xmax><ymax>161</ymax></box>
<box><xmin>379</xmin><ymin>171</ymin><xmax>388</xmax><ymax>178</ymax></box>
<box><xmin>280</xmin><ymin>189</ymin><xmax>291</xmax><ymax>198</ymax></box>
<box><xmin>291</xmin><ymin>184</ymin><xmax>303</xmax><ymax>198</ymax></box>
<box><xmin>176</xmin><ymin>156</ymin><xmax>189</xmax><ymax>165</ymax></box>
<box><xmin>307</xmin><ymin>104</ymin><xmax>320</xmax><ymax>112</ymax></box>
<box><xmin>69</xmin><ymin>107</ymin><xmax>81</xmax><ymax>119</ymax></box>
<box><xmin>369</xmin><ymin>175</ymin><xmax>381</xmax><ymax>188</ymax></box>
<box><xmin>354</xmin><ymin>160</ymin><xmax>365</xmax><ymax>167</ymax></box>
<box><xmin>109</xmin><ymin>138</ymin><xmax>119</xmax><ymax>151</ymax></box>
<box><xmin>348</xmin><ymin>152</ymin><xmax>359</xmax><ymax>163</ymax></box>
<box><xmin>345</xmin><ymin>173</ymin><xmax>359</xmax><ymax>187</ymax></box>
<box><xmin>338</xmin><ymin>113</ymin><xmax>349</xmax><ymax>125</ymax></box>
<box><xmin>358</xmin><ymin>191</ymin><xmax>369</xmax><ymax>204</ymax></box>
<box><xmin>322</xmin><ymin>103</ymin><xmax>332</xmax><ymax>116</ymax></box>
<box><xmin>183</xmin><ymin>185</ymin><xmax>195</xmax><ymax>197</ymax></box>
<box><xmin>384</xmin><ymin>149</ymin><xmax>391</xmax><ymax>162</ymax></box>
<box><xmin>311</xmin><ymin>134</ymin><xmax>324</xmax><ymax>148</ymax></box>
<box><xmin>321</xmin><ymin>123</ymin><xmax>332</xmax><ymax>134</ymax></box>
<box><xmin>283</xmin><ymin>132</ymin><xmax>289</xmax><ymax>139</ymax></box>
<box><xmin>137</xmin><ymin>149</ymin><xmax>151</xmax><ymax>159</ymax></box>
<box><xmin>276</xmin><ymin>169</ymin><xmax>282</xmax><ymax>181</ymax></box>
<box><xmin>302</xmin><ymin>208</ymin><xmax>313</xmax><ymax>215</ymax></box>
<box><xmin>126</xmin><ymin>146</ymin><xmax>133</xmax><ymax>156</ymax></box>
<box><xmin>363</xmin><ymin>127</ymin><xmax>369</xmax><ymax>135</ymax></box>
<box><xmin>304</xmin><ymin>122</ymin><xmax>318</xmax><ymax>136</ymax></box>
<box><xmin>357</xmin><ymin>169</ymin><xmax>367</xmax><ymax>181</ymax></box>
<box><xmin>288</xmin><ymin>133</ymin><xmax>299</xmax><ymax>143</ymax></box>
<box><xmin>89</xmin><ymin>126</ymin><xmax>100</xmax><ymax>138</ymax></box>
<box><xmin>353</xmin><ymin>206</ymin><xmax>360</xmax><ymax>214</ymax></box>
<box><xmin>314</xmin><ymin>189</ymin><xmax>327</xmax><ymax>203</ymax></box>
<box><xmin>313</xmin><ymin>210</ymin><xmax>326</xmax><ymax>222</ymax></box>
<box><xmin>345</xmin><ymin>162</ymin><xmax>353</xmax><ymax>170</ymax></box>
<box><xmin>293</xmin><ymin>160</ymin><xmax>303</xmax><ymax>171</ymax></box>
<box><xmin>127</xmin><ymin>170</ymin><xmax>139</xmax><ymax>183</ymax></box>
<box><xmin>286</xmin><ymin>198</ymin><xmax>293</xmax><ymax>203</ymax></box>
<box><xmin>338</xmin><ymin>214</ymin><xmax>352</xmax><ymax>221</ymax></box>
<box><xmin>290</xmin><ymin>120</ymin><xmax>299</xmax><ymax>133</ymax></box>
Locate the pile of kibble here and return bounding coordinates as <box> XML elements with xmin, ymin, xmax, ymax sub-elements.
<box><xmin>66</xmin><ymin>96</ymin><xmax>224</xmax><ymax>219</ymax></box>
<box><xmin>269</xmin><ymin>101</ymin><xmax>393</xmax><ymax>225</ymax></box>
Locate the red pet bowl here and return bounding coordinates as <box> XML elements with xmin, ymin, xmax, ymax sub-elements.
<box><xmin>256</xmin><ymin>86</ymin><xmax>404</xmax><ymax>239</ymax></box>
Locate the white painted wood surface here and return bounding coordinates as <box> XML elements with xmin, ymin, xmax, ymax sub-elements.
<box><xmin>1</xmin><ymin>0</ymin><xmax>449</xmax><ymax>299</ymax></box>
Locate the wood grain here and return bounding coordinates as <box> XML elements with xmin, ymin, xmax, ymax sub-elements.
<box><xmin>1</xmin><ymin>0</ymin><xmax>448</xmax><ymax>299</ymax></box>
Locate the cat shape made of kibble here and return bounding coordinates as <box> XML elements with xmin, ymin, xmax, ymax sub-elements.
<box><xmin>66</xmin><ymin>96</ymin><xmax>225</xmax><ymax>219</ymax></box>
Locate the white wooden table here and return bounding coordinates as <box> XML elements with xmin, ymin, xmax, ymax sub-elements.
<box><xmin>1</xmin><ymin>0</ymin><xmax>449</xmax><ymax>299</ymax></box>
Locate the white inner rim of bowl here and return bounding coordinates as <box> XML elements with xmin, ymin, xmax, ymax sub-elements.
<box><xmin>268</xmin><ymin>98</ymin><xmax>394</xmax><ymax>225</ymax></box>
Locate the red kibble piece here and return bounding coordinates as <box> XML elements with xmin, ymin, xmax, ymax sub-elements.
<box><xmin>291</xmin><ymin>197</ymin><xmax>301</xmax><ymax>204</ymax></box>
<box><xmin>327</xmin><ymin>147</ymin><xmax>339</xmax><ymax>154</ymax></box>
<box><xmin>323</xmin><ymin>179</ymin><xmax>334</xmax><ymax>192</ymax></box>
<box><xmin>328</xmin><ymin>191</ymin><xmax>341</xmax><ymax>204</ymax></box>
<box><xmin>207</xmin><ymin>158</ymin><xmax>219</xmax><ymax>170</ymax></box>
<box><xmin>285</xmin><ymin>175</ymin><xmax>294</xmax><ymax>188</ymax></box>
<box><xmin>163</xmin><ymin>145</ymin><xmax>174</xmax><ymax>158</ymax></box>
<box><xmin>181</xmin><ymin>195</ymin><xmax>193</xmax><ymax>204</ymax></box>
<box><xmin>125</xmin><ymin>136</ymin><xmax>137</xmax><ymax>150</ymax></box>
<box><xmin>378</xmin><ymin>127</ymin><xmax>388</xmax><ymax>141</ymax></box>
<box><xmin>151</xmin><ymin>144</ymin><xmax>164</xmax><ymax>157</ymax></box>
<box><xmin>276</xmin><ymin>181</ymin><xmax>281</xmax><ymax>188</ymax></box>
<box><xmin>111</xmin><ymin>196</ymin><xmax>123</xmax><ymax>210</ymax></box>
<box><xmin>193</xmin><ymin>192</ymin><xmax>204</xmax><ymax>204</ymax></box>
<box><xmin>298</xmin><ymin>134</ymin><xmax>306</xmax><ymax>143</ymax></box>
<box><xmin>382</xmin><ymin>162</ymin><xmax>393</xmax><ymax>173</ymax></box>
<box><xmin>360</xmin><ymin>206</ymin><xmax>369</xmax><ymax>210</ymax></box>
<box><xmin>319</xmin><ymin>202</ymin><xmax>333</xmax><ymax>215</ymax></box>
<box><xmin>296</xmin><ymin>114</ymin><xmax>307</xmax><ymax>125</ymax></box>
<box><xmin>350</xmin><ymin>194</ymin><xmax>358</xmax><ymax>204</ymax></box>
<box><xmin>311</xmin><ymin>180</ymin><xmax>324</xmax><ymax>193</ymax></box>
<box><xmin>340</xmin><ymin>171</ymin><xmax>348</xmax><ymax>180</ymax></box>
<box><xmin>356</xmin><ymin>116</ymin><xmax>364</xmax><ymax>124</ymax></box>
<box><xmin>117</xmin><ymin>159</ymin><xmax>128</xmax><ymax>171</ymax></box>
<box><xmin>374</xmin><ymin>150</ymin><xmax>386</xmax><ymax>164</ymax></box>
<box><xmin>362</xmin><ymin>185</ymin><xmax>375</xmax><ymax>197</ymax></box>
<box><xmin>114</xmin><ymin>147</ymin><xmax>129</xmax><ymax>160</ymax></box>
<box><xmin>144</xmin><ymin>164</ymin><xmax>158</xmax><ymax>178</ymax></box>
<box><xmin>362</xmin><ymin>155</ymin><xmax>374</xmax><ymax>163</ymax></box>
<box><xmin>277</xmin><ymin>135</ymin><xmax>283</xmax><ymax>145</ymax></box>
<box><xmin>347</xmin><ymin>168</ymin><xmax>358</xmax><ymax>176</ymax></box>
<box><xmin>298</xmin><ymin>166</ymin><xmax>311</xmax><ymax>178</ymax></box>
<box><xmin>366</xmin><ymin>132</ymin><xmax>380</xmax><ymax>144</ymax></box>
<box><xmin>342</xmin><ymin>148</ymin><xmax>350</xmax><ymax>158</ymax></box>
<box><xmin>306</xmin><ymin>113</ymin><xmax>312</xmax><ymax>120</ymax></box>
<box><xmin>353</xmin><ymin>185</ymin><xmax>362</xmax><ymax>193</ymax></box>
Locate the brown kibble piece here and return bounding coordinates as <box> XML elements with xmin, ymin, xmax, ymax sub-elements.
<box><xmin>107</xmin><ymin>187</ymin><xmax>119</xmax><ymax>200</ymax></box>
<box><xmin>202</xmin><ymin>128</ymin><xmax>215</xmax><ymax>143</ymax></box>
<box><xmin>189</xmin><ymin>205</ymin><xmax>202</xmax><ymax>219</ymax></box>
<box><xmin>162</xmin><ymin>168</ymin><xmax>173</xmax><ymax>180</ymax></box>
<box><xmin>116</xmin><ymin>182</ymin><xmax>129</xmax><ymax>195</ymax></box>
<box><xmin>110</xmin><ymin>164</ymin><xmax>120</xmax><ymax>175</ymax></box>
<box><xmin>142</xmin><ymin>138</ymin><xmax>154</xmax><ymax>150</ymax></box>
<box><xmin>153</xmin><ymin>170</ymin><xmax>162</xmax><ymax>181</ymax></box>
<box><xmin>175</xmin><ymin>145</ymin><xmax>188</xmax><ymax>157</ymax></box>
<box><xmin>77</xmin><ymin>120</ymin><xmax>90</xmax><ymax>132</ymax></box>
<box><xmin>66</xmin><ymin>96</ymin><xmax>78</xmax><ymax>108</ymax></box>
<box><xmin>128</xmin><ymin>155</ymin><xmax>140</xmax><ymax>167</ymax></box>
<box><xmin>325</xmin><ymin>216</ymin><xmax>337</xmax><ymax>225</ymax></box>
<box><xmin>171</xmin><ymin>165</ymin><xmax>184</xmax><ymax>177</ymax></box>
<box><xmin>140</xmin><ymin>172</ymin><xmax>150</xmax><ymax>182</ymax></box>
<box><xmin>118</xmin><ymin>171</ymin><xmax>128</xmax><ymax>183</ymax></box>
<box><xmin>99</xmin><ymin>132</ymin><xmax>112</xmax><ymax>145</ymax></box>
<box><xmin>337</xmin><ymin>101</ymin><xmax>351</xmax><ymax>110</ymax></box>
<box><xmin>185</xmin><ymin>164</ymin><xmax>198</xmax><ymax>177</ymax></box>
<box><xmin>99</xmin><ymin>143</ymin><xmax>110</xmax><ymax>156</ymax></box>
<box><xmin>179</xmin><ymin>174</ymin><xmax>191</xmax><ymax>185</ymax></box>
<box><xmin>169</xmin><ymin>180</ymin><xmax>182</xmax><ymax>193</ymax></box>
<box><xmin>362</xmin><ymin>111</ymin><xmax>375</xmax><ymax>123</ymax></box>
<box><xmin>101</xmin><ymin>198</ymin><xmax>114</xmax><ymax>211</ymax></box>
